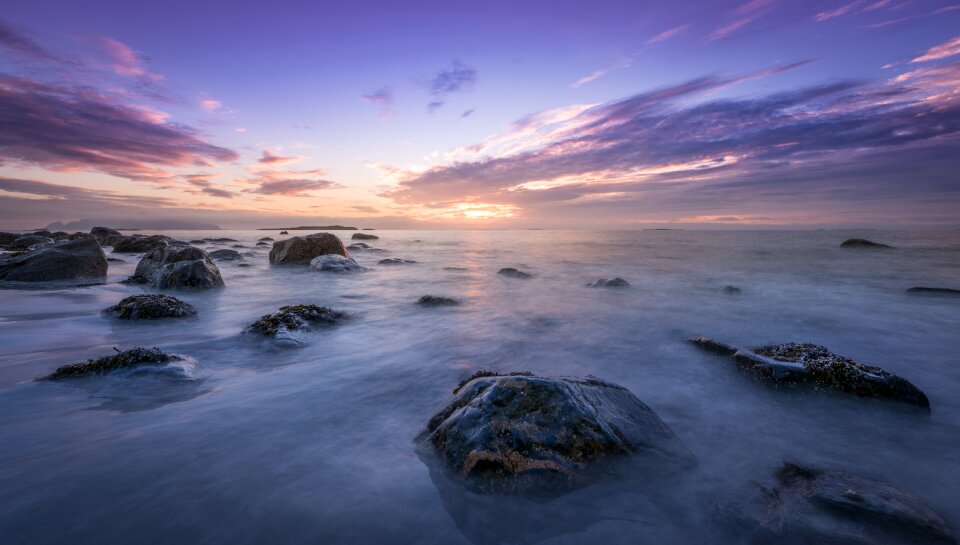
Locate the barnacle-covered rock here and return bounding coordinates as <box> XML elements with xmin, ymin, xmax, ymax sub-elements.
<box><xmin>42</xmin><ymin>347</ymin><xmax>187</xmax><ymax>380</ymax></box>
<box><xmin>245</xmin><ymin>304</ymin><xmax>347</xmax><ymax>337</ymax></box>
<box><xmin>103</xmin><ymin>294</ymin><xmax>197</xmax><ymax>320</ymax></box>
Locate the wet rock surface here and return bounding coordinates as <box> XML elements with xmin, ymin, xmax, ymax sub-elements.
<box><xmin>587</xmin><ymin>277</ymin><xmax>629</xmax><ymax>288</ymax></box>
<box><xmin>0</xmin><ymin>237</ymin><xmax>107</xmax><ymax>282</ymax></box>
<box><xmin>9</xmin><ymin>234</ymin><xmax>53</xmax><ymax>249</ymax></box>
<box><xmin>245</xmin><ymin>304</ymin><xmax>347</xmax><ymax>337</ymax></box>
<box><xmin>498</xmin><ymin>267</ymin><xmax>532</xmax><ymax>279</ymax></box>
<box><xmin>906</xmin><ymin>287</ymin><xmax>960</xmax><ymax>296</ymax></box>
<box><xmin>0</xmin><ymin>232</ymin><xmax>19</xmax><ymax>247</ymax></box>
<box><xmin>416</xmin><ymin>372</ymin><xmax>696</xmax><ymax>498</ymax></box>
<box><xmin>112</xmin><ymin>235</ymin><xmax>181</xmax><ymax>253</ymax></box>
<box><xmin>352</xmin><ymin>233</ymin><xmax>379</xmax><ymax>240</ymax></box>
<box><xmin>309</xmin><ymin>254</ymin><xmax>364</xmax><ymax>272</ymax></box>
<box><xmin>378</xmin><ymin>258</ymin><xmax>416</xmax><ymax>265</ymax></box>
<box><xmin>209</xmin><ymin>249</ymin><xmax>243</xmax><ymax>261</ymax></box>
<box><xmin>841</xmin><ymin>238</ymin><xmax>892</xmax><ymax>248</ymax></box>
<box><xmin>417</xmin><ymin>295</ymin><xmax>459</xmax><ymax>306</ymax></box>
<box><xmin>128</xmin><ymin>245</ymin><xmax>224</xmax><ymax>289</ymax></box>
<box><xmin>258</xmin><ymin>237</ymin><xmax>274</xmax><ymax>242</ymax></box>
<box><xmin>715</xmin><ymin>462</ymin><xmax>957</xmax><ymax>545</ymax></box>
<box><xmin>103</xmin><ymin>295</ymin><xmax>197</xmax><ymax>320</ymax></box>
<box><xmin>41</xmin><ymin>347</ymin><xmax>183</xmax><ymax>380</ymax></box>
<box><xmin>690</xmin><ymin>338</ymin><xmax>930</xmax><ymax>409</ymax></box>
<box><xmin>89</xmin><ymin>226</ymin><xmax>121</xmax><ymax>243</ymax></box>
<box><xmin>269</xmin><ymin>233</ymin><xmax>348</xmax><ymax>264</ymax></box>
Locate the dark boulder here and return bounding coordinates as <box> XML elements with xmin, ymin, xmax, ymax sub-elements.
<box><xmin>112</xmin><ymin>235</ymin><xmax>179</xmax><ymax>253</ymax></box>
<box><xmin>352</xmin><ymin>233</ymin><xmax>379</xmax><ymax>240</ymax></box>
<box><xmin>498</xmin><ymin>267</ymin><xmax>532</xmax><ymax>279</ymax></box>
<box><xmin>841</xmin><ymin>238</ymin><xmax>892</xmax><ymax>248</ymax></box>
<box><xmin>0</xmin><ymin>232</ymin><xmax>19</xmax><ymax>247</ymax></box>
<box><xmin>723</xmin><ymin>285</ymin><xmax>742</xmax><ymax>294</ymax></box>
<box><xmin>416</xmin><ymin>372</ymin><xmax>696</xmax><ymax>498</ymax></box>
<box><xmin>269</xmin><ymin>233</ymin><xmax>347</xmax><ymax>264</ymax></box>
<box><xmin>50</xmin><ymin>231</ymin><xmax>69</xmax><ymax>240</ymax></box>
<box><xmin>587</xmin><ymin>277</ymin><xmax>629</xmax><ymax>288</ymax></box>
<box><xmin>378</xmin><ymin>258</ymin><xmax>416</xmax><ymax>265</ymax></box>
<box><xmin>9</xmin><ymin>234</ymin><xmax>53</xmax><ymax>249</ymax></box>
<box><xmin>348</xmin><ymin>242</ymin><xmax>370</xmax><ymax>249</ymax></box>
<box><xmin>128</xmin><ymin>245</ymin><xmax>224</xmax><ymax>289</ymax></box>
<box><xmin>31</xmin><ymin>230</ymin><xmax>53</xmax><ymax>237</ymax></box>
<box><xmin>0</xmin><ymin>237</ymin><xmax>107</xmax><ymax>282</ymax></box>
<box><xmin>689</xmin><ymin>338</ymin><xmax>930</xmax><ymax>410</ymax></box>
<box><xmin>255</xmin><ymin>241</ymin><xmax>269</xmax><ymax>247</ymax></box>
<box><xmin>258</xmin><ymin>237</ymin><xmax>274</xmax><ymax>242</ymax></box>
<box><xmin>715</xmin><ymin>462</ymin><xmax>956</xmax><ymax>545</ymax></box>
<box><xmin>309</xmin><ymin>254</ymin><xmax>363</xmax><ymax>272</ymax></box>
<box><xmin>89</xmin><ymin>226</ymin><xmax>121</xmax><ymax>243</ymax></box>
<box><xmin>41</xmin><ymin>347</ymin><xmax>186</xmax><ymax>380</ymax></box>
<box><xmin>279</xmin><ymin>230</ymin><xmax>289</xmax><ymax>234</ymax></box>
<box><xmin>246</xmin><ymin>304</ymin><xmax>347</xmax><ymax>337</ymax></box>
<box><xmin>104</xmin><ymin>294</ymin><xmax>197</xmax><ymax>319</ymax></box>
<box><xmin>418</xmin><ymin>295</ymin><xmax>459</xmax><ymax>306</ymax></box>
<box><xmin>209</xmin><ymin>249</ymin><xmax>243</xmax><ymax>261</ymax></box>
<box><xmin>906</xmin><ymin>287</ymin><xmax>960</xmax><ymax>296</ymax></box>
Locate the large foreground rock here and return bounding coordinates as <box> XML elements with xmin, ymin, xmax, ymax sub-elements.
<box><xmin>269</xmin><ymin>233</ymin><xmax>347</xmax><ymax>264</ymax></box>
<box><xmin>716</xmin><ymin>462</ymin><xmax>956</xmax><ymax>545</ymax></box>
<box><xmin>128</xmin><ymin>245</ymin><xmax>224</xmax><ymax>289</ymax></box>
<box><xmin>104</xmin><ymin>294</ymin><xmax>197</xmax><ymax>320</ymax></box>
<box><xmin>112</xmin><ymin>235</ymin><xmax>180</xmax><ymax>253</ymax></box>
<box><xmin>416</xmin><ymin>372</ymin><xmax>696</xmax><ymax>498</ymax></box>
<box><xmin>41</xmin><ymin>347</ymin><xmax>188</xmax><ymax>380</ymax></box>
<box><xmin>0</xmin><ymin>237</ymin><xmax>107</xmax><ymax>282</ymax></box>
<box><xmin>689</xmin><ymin>338</ymin><xmax>930</xmax><ymax>410</ymax></box>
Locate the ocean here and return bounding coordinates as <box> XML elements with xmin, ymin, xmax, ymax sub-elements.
<box><xmin>1</xmin><ymin>229</ymin><xmax>958</xmax><ymax>544</ymax></box>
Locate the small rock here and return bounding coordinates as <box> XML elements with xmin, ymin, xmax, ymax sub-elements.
<box><xmin>841</xmin><ymin>238</ymin><xmax>892</xmax><ymax>248</ymax></box>
<box><xmin>279</xmin><ymin>230</ymin><xmax>289</xmax><ymax>234</ymax></box>
<box><xmin>41</xmin><ymin>347</ymin><xmax>184</xmax><ymax>380</ymax></box>
<box><xmin>348</xmin><ymin>242</ymin><xmax>370</xmax><ymax>249</ymax></box>
<box><xmin>309</xmin><ymin>254</ymin><xmax>364</xmax><ymax>272</ymax></box>
<box><xmin>258</xmin><ymin>237</ymin><xmax>274</xmax><ymax>242</ymax></box>
<box><xmin>246</xmin><ymin>304</ymin><xmax>347</xmax><ymax>337</ymax></box>
<box><xmin>112</xmin><ymin>235</ymin><xmax>180</xmax><ymax>253</ymax></box>
<box><xmin>906</xmin><ymin>287</ymin><xmax>960</xmax><ymax>296</ymax></box>
<box><xmin>378</xmin><ymin>258</ymin><xmax>416</xmax><ymax>265</ymax></box>
<box><xmin>209</xmin><ymin>249</ymin><xmax>243</xmax><ymax>261</ymax></box>
<box><xmin>204</xmin><ymin>237</ymin><xmax>238</xmax><ymax>243</ymax></box>
<box><xmin>352</xmin><ymin>233</ymin><xmax>379</xmax><ymax>240</ymax></box>
<box><xmin>498</xmin><ymin>267</ymin><xmax>531</xmax><ymax>279</ymax></box>
<box><xmin>89</xmin><ymin>226</ymin><xmax>121</xmax><ymax>243</ymax></box>
<box><xmin>587</xmin><ymin>277</ymin><xmax>629</xmax><ymax>288</ymax></box>
<box><xmin>104</xmin><ymin>294</ymin><xmax>197</xmax><ymax>319</ymax></box>
<box><xmin>418</xmin><ymin>295</ymin><xmax>459</xmax><ymax>306</ymax></box>
<box><xmin>723</xmin><ymin>285</ymin><xmax>742</xmax><ymax>294</ymax></box>
<box><xmin>189</xmin><ymin>239</ymin><xmax>206</xmax><ymax>244</ymax></box>
<box><xmin>106</xmin><ymin>257</ymin><xmax>124</xmax><ymax>263</ymax></box>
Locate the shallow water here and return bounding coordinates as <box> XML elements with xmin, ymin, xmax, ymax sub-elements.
<box><xmin>1</xmin><ymin>229</ymin><xmax>959</xmax><ymax>544</ymax></box>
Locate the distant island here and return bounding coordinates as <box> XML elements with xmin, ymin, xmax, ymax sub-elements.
<box><xmin>258</xmin><ymin>225</ymin><xmax>360</xmax><ymax>231</ymax></box>
<box><xmin>46</xmin><ymin>219</ymin><xmax>221</xmax><ymax>230</ymax></box>
<box><xmin>643</xmin><ymin>228</ymin><xmax>684</xmax><ymax>231</ymax></box>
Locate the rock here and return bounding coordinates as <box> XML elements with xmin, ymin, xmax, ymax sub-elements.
<box><xmin>128</xmin><ymin>245</ymin><xmax>224</xmax><ymax>289</ymax></box>
<box><xmin>416</xmin><ymin>372</ymin><xmax>696</xmax><ymax>498</ymax></box>
<box><xmin>418</xmin><ymin>295</ymin><xmax>459</xmax><ymax>306</ymax></box>
<box><xmin>0</xmin><ymin>232</ymin><xmax>20</xmax><ymax>247</ymax></box>
<box><xmin>255</xmin><ymin>241</ymin><xmax>269</xmax><ymax>247</ymax></box>
<box><xmin>112</xmin><ymin>235</ymin><xmax>179</xmax><ymax>253</ymax></box>
<box><xmin>258</xmin><ymin>237</ymin><xmax>274</xmax><ymax>242</ymax></box>
<box><xmin>50</xmin><ymin>231</ymin><xmax>69</xmax><ymax>240</ymax></box>
<box><xmin>104</xmin><ymin>294</ymin><xmax>197</xmax><ymax>320</ymax></box>
<box><xmin>498</xmin><ymin>267</ymin><xmax>531</xmax><ymax>279</ymax></box>
<box><xmin>352</xmin><ymin>233</ymin><xmax>379</xmax><ymax>240</ymax></box>
<box><xmin>41</xmin><ymin>347</ymin><xmax>185</xmax><ymax>380</ymax></box>
<box><xmin>0</xmin><ymin>237</ymin><xmax>107</xmax><ymax>282</ymax></box>
<box><xmin>246</xmin><ymin>304</ymin><xmax>347</xmax><ymax>337</ymax></box>
<box><xmin>587</xmin><ymin>277</ymin><xmax>629</xmax><ymax>288</ymax></box>
<box><xmin>279</xmin><ymin>230</ymin><xmax>289</xmax><ymax>234</ymax></box>
<box><xmin>238</xmin><ymin>263</ymin><xmax>253</xmax><ymax>268</ymax></box>
<box><xmin>906</xmin><ymin>287</ymin><xmax>960</xmax><ymax>296</ymax></box>
<box><xmin>106</xmin><ymin>257</ymin><xmax>124</xmax><ymax>263</ymax></box>
<box><xmin>348</xmin><ymin>242</ymin><xmax>370</xmax><ymax>249</ymax></box>
<box><xmin>209</xmin><ymin>249</ymin><xmax>243</xmax><ymax>261</ymax></box>
<box><xmin>689</xmin><ymin>338</ymin><xmax>930</xmax><ymax>410</ymax></box>
<box><xmin>841</xmin><ymin>238</ymin><xmax>892</xmax><ymax>248</ymax></box>
<box><xmin>715</xmin><ymin>462</ymin><xmax>957</xmax><ymax>545</ymax></box>
<box><xmin>309</xmin><ymin>254</ymin><xmax>363</xmax><ymax>272</ymax></box>
<box><xmin>31</xmin><ymin>230</ymin><xmax>53</xmax><ymax>237</ymax></box>
<box><xmin>269</xmin><ymin>233</ymin><xmax>348</xmax><ymax>264</ymax></box>
<box><xmin>204</xmin><ymin>237</ymin><xmax>238</xmax><ymax>243</ymax></box>
<box><xmin>723</xmin><ymin>285</ymin><xmax>742</xmax><ymax>294</ymax></box>
<box><xmin>89</xmin><ymin>226</ymin><xmax>121</xmax><ymax>242</ymax></box>
<box><xmin>189</xmin><ymin>239</ymin><xmax>206</xmax><ymax>244</ymax></box>
<box><xmin>230</xmin><ymin>244</ymin><xmax>246</xmax><ymax>248</ymax></box>
<box><xmin>9</xmin><ymin>234</ymin><xmax>53</xmax><ymax>249</ymax></box>
<box><xmin>443</xmin><ymin>266</ymin><xmax>469</xmax><ymax>271</ymax></box>
<box><xmin>378</xmin><ymin>258</ymin><xmax>416</xmax><ymax>265</ymax></box>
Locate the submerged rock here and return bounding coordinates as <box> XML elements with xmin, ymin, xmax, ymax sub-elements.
<box><xmin>309</xmin><ymin>254</ymin><xmax>363</xmax><ymax>272</ymax></box>
<box><xmin>906</xmin><ymin>287</ymin><xmax>960</xmax><ymax>296</ymax></box>
<box><xmin>204</xmin><ymin>237</ymin><xmax>237</xmax><ymax>243</ymax></box>
<box><xmin>41</xmin><ymin>347</ymin><xmax>185</xmax><ymax>380</ymax></box>
<box><xmin>0</xmin><ymin>237</ymin><xmax>107</xmax><ymax>282</ymax></box>
<box><xmin>378</xmin><ymin>258</ymin><xmax>416</xmax><ymax>265</ymax></box>
<box><xmin>715</xmin><ymin>462</ymin><xmax>956</xmax><ymax>545</ymax></box>
<box><xmin>9</xmin><ymin>234</ymin><xmax>53</xmax><ymax>249</ymax></box>
<box><xmin>722</xmin><ymin>285</ymin><xmax>742</xmax><ymax>294</ymax></box>
<box><xmin>256</xmin><ymin>241</ymin><xmax>269</xmax><ymax>247</ymax></box>
<box><xmin>112</xmin><ymin>235</ymin><xmax>180</xmax><ymax>253</ymax></box>
<box><xmin>269</xmin><ymin>233</ymin><xmax>347</xmax><ymax>264</ymax></box>
<box><xmin>106</xmin><ymin>257</ymin><xmax>124</xmax><ymax>263</ymax></box>
<box><xmin>689</xmin><ymin>338</ymin><xmax>930</xmax><ymax>410</ymax></box>
<box><xmin>587</xmin><ymin>277</ymin><xmax>629</xmax><ymax>288</ymax></box>
<box><xmin>352</xmin><ymin>233</ymin><xmax>379</xmax><ymax>240</ymax></box>
<box><xmin>841</xmin><ymin>238</ymin><xmax>892</xmax><ymax>249</ymax></box>
<box><xmin>209</xmin><ymin>249</ymin><xmax>243</xmax><ymax>261</ymax></box>
<box><xmin>258</xmin><ymin>237</ymin><xmax>274</xmax><ymax>242</ymax></box>
<box><xmin>418</xmin><ymin>295</ymin><xmax>459</xmax><ymax>306</ymax></box>
<box><xmin>189</xmin><ymin>239</ymin><xmax>206</xmax><ymax>244</ymax></box>
<box><xmin>128</xmin><ymin>245</ymin><xmax>224</xmax><ymax>289</ymax></box>
<box><xmin>246</xmin><ymin>304</ymin><xmax>347</xmax><ymax>337</ymax></box>
<box><xmin>280</xmin><ymin>230</ymin><xmax>289</xmax><ymax>234</ymax></box>
<box><xmin>416</xmin><ymin>372</ymin><xmax>696</xmax><ymax>498</ymax></box>
<box><xmin>347</xmin><ymin>242</ymin><xmax>370</xmax><ymax>249</ymax></box>
<box><xmin>498</xmin><ymin>267</ymin><xmax>532</xmax><ymax>279</ymax></box>
<box><xmin>104</xmin><ymin>294</ymin><xmax>197</xmax><ymax>320</ymax></box>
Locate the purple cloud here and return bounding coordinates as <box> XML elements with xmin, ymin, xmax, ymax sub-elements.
<box><xmin>248</xmin><ymin>178</ymin><xmax>341</xmax><ymax>196</ymax></box>
<box><xmin>424</xmin><ymin>60</ymin><xmax>477</xmax><ymax>113</ymax></box>
<box><xmin>0</xmin><ymin>18</ymin><xmax>72</xmax><ymax>65</ymax></box>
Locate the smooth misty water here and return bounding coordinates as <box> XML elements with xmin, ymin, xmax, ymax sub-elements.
<box><xmin>1</xmin><ymin>229</ymin><xmax>958</xmax><ymax>544</ymax></box>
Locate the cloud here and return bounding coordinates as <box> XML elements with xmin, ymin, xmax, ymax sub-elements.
<box><xmin>814</xmin><ymin>0</ymin><xmax>867</xmax><ymax>22</ymax></box>
<box><xmin>424</xmin><ymin>60</ymin><xmax>477</xmax><ymax>112</ymax></box>
<box><xmin>0</xmin><ymin>18</ymin><xmax>72</xmax><ymax>65</ymax></box>
<box><xmin>570</xmin><ymin>69</ymin><xmax>608</xmax><ymax>88</ymax></box>
<box><xmin>349</xmin><ymin>205</ymin><xmax>379</xmax><ymax>214</ymax></box>
<box><xmin>1</xmin><ymin>177</ymin><xmax>178</xmax><ymax>207</ymax></box>
<box><xmin>200</xmin><ymin>98</ymin><xmax>222</xmax><ymax>111</ymax></box>
<box><xmin>362</xmin><ymin>86</ymin><xmax>394</xmax><ymax>118</ymax></box>
<box><xmin>0</xmin><ymin>74</ymin><xmax>238</xmax><ymax>181</ymax></box>
<box><xmin>460</xmin><ymin>108</ymin><xmax>475</xmax><ymax>119</ymax></box>
<box><xmin>911</xmin><ymin>36</ymin><xmax>960</xmax><ymax>63</ymax></box>
<box><xmin>93</xmin><ymin>37</ymin><xmax>164</xmax><ymax>83</ymax></box>
<box><xmin>379</xmin><ymin>56</ymin><xmax>960</xmax><ymax>225</ymax></box>
<box><xmin>646</xmin><ymin>24</ymin><xmax>691</xmax><ymax>44</ymax></box>
<box><xmin>258</xmin><ymin>150</ymin><xmax>304</xmax><ymax>165</ymax></box>
<box><xmin>247</xmin><ymin>178</ymin><xmax>341</xmax><ymax>196</ymax></box>
<box><xmin>707</xmin><ymin>0</ymin><xmax>776</xmax><ymax>41</ymax></box>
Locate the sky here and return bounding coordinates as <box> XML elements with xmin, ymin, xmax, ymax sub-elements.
<box><xmin>1</xmin><ymin>0</ymin><xmax>959</xmax><ymax>230</ymax></box>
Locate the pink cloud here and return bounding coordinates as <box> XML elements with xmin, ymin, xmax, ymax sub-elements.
<box><xmin>95</xmin><ymin>37</ymin><xmax>165</xmax><ymax>83</ymax></box>
<box><xmin>646</xmin><ymin>24</ymin><xmax>691</xmax><ymax>45</ymax></box>
<box><xmin>911</xmin><ymin>36</ymin><xmax>960</xmax><ymax>63</ymax></box>
<box><xmin>258</xmin><ymin>150</ymin><xmax>305</xmax><ymax>165</ymax></box>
